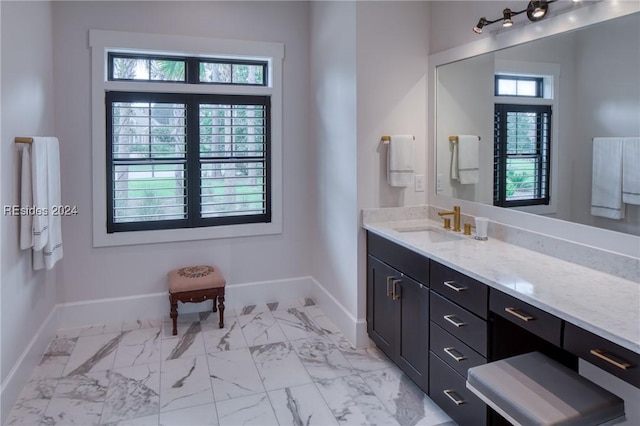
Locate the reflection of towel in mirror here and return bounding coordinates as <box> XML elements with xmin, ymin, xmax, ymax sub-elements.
<box><xmin>387</xmin><ymin>135</ymin><xmax>414</xmax><ymax>187</ymax></box>
<box><xmin>622</xmin><ymin>137</ymin><xmax>640</xmax><ymax>205</ymax></box>
<box><xmin>591</xmin><ymin>137</ymin><xmax>624</xmax><ymax>219</ymax></box>
<box><xmin>451</xmin><ymin>135</ymin><xmax>479</xmax><ymax>184</ymax></box>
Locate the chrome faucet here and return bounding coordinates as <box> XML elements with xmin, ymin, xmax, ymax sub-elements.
<box><xmin>438</xmin><ymin>205</ymin><xmax>461</xmax><ymax>232</ymax></box>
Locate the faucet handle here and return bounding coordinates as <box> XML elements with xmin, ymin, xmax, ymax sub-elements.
<box><xmin>463</xmin><ymin>223</ymin><xmax>475</xmax><ymax>236</ymax></box>
<box><xmin>443</xmin><ymin>218</ymin><xmax>452</xmax><ymax>230</ymax></box>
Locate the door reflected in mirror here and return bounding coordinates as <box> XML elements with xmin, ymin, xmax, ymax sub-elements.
<box><xmin>435</xmin><ymin>13</ymin><xmax>640</xmax><ymax>236</ymax></box>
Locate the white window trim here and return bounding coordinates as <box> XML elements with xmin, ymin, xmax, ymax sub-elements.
<box><xmin>494</xmin><ymin>60</ymin><xmax>559</xmax><ymax>216</ymax></box>
<box><xmin>90</xmin><ymin>29</ymin><xmax>284</xmax><ymax>247</ymax></box>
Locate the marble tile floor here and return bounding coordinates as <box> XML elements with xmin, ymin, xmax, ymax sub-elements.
<box><xmin>6</xmin><ymin>298</ymin><xmax>455</xmax><ymax>426</ymax></box>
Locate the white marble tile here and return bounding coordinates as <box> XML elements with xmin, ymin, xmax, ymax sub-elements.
<box><xmin>272</xmin><ymin>308</ymin><xmax>326</xmax><ymax>340</ymax></box>
<box><xmin>162</xmin><ymin>313</ymin><xmax>201</xmax><ymax>339</ymax></box>
<box><xmin>101</xmin><ymin>363</ymin><xmax>161</xmax><ymax>424</ymax></box>
<box><xmin>161</xmin><ymin>325</ymin><xmax>205</xmax><ymax>361</ymax></box>
<box><xmin>268</xmin><ymin>383</ymin><xmax>339</xmax><ymax>426</ymax></box>
<box><xmin>201</xmin><ymin>317</ymin><xmax>247</xmax><ymax>352</ymax></box>
<box><xmin>303</xmin><ymin>305</ymin><xmax>342</xmax><ymax>335</ymax></box>
<box><xmin>250</xmin><ymin>341</ymin><xmax>311</xmax><ymax>391</ymax></box>
<box><xmin>159</xmin><ymin>402</ymin><xmax>218</xmax><ymax>426</ymax></box>
<box><xmin>78</xmin><ymin>322</ymin><xmax>123</xmax><ymax>337</ymax></box>
<box><xmin>55</xmin><ymin>327</ymin><xmax>84</xmax><ymax>339</ymax></box>
<box><xmin>160</xmin><ymin>355</ymin><xmax>213</xmax><ymax>413</ymax></box>
<box><xmin>42</xmin><ymin>371</ymin><xmax>110</xmax><ymax>425</ymax></box>
<box><xmin>266</xmin><ymin>298</ymin><xmax>303</xmax><ymax>312</ymax></box>
<box><xmin>103</xmin><ymin>413</ymin><xmax>160</xmax><ymax>426</ymax></box>
<box><xmin>32</xmin><ymin>355</ymin><xmax>70</xmax><ymax>379</ymax></box>
<box><xmin>315</xmin><ymin>374</ymin><xmax>400</xmax><ymax>426</ymax></box>
<box><xmin>327</xmin><ymin>333</ymin><xmax>394</xmax><ymax>373</ymax></box>
<box><xmin>290</xmin><ymin>336</ymin><xmax>354</xmax><ymax>380</ymax></box>
<box><xmin>207</xmin><ymin>347</ymin><xmax>264</xmax><ymax>401</ymax></box>
<box><xmin>216</xmin><ymin>393</ymin><xmax>278</xmax><ymax>426</ymax></box>
<box><xmin>45</xmin><ymin>338</ymin><xmax>78</xmax><ymax>356</ymax></box>
<box><xmin>62</xmin><ymin>332</ymin><xmax>125</xmax><ymax>376</ymax></box>
<box><xmin>114</xmin><ymin>327</ymin><xmax>162</xmax><ymax>368</ymax></box>
<box><xmin>362</xmin><ymin>367</ymin><xmax>452</xmax><ymax>426</ymax></box>
<box><xmin>238</xmin><ymin>311</ymin><xmax>287</xmax><ymax>346</ymax></box>
<box><xmin>121</xmin><ymin>318</ymin><xmax>162</xmax><ymax>332</ymax></box>
<box><xmin>235</xmin><ymin>303</ymin><xmax>270</xmax><ymax>316</ymax></box>
<box><xmin>4</xmin><ymin>378</ymin><xmax>57</xmax><ymax>426</ymax></box>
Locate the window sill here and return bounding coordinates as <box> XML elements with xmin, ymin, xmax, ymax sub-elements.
<box><xmin>92</xmin><ymin>220</ymin><xmax>282</xmax><ymax>247</ymax></box>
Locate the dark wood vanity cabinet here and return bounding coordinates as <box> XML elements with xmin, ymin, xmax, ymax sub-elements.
<box><xmin>366</xmin><ymin>232</ymin><xmax>430</xmax><ymax>392</ymax></box>
<box><xmin>429</xmin><ymin>261</ymin><xmax>489</xmax><ymax>426</ymax></box>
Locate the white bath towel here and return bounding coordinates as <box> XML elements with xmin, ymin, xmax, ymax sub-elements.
<box><xmin>451</xmin><ymin>135</ymin><xmax>479</xmax><ymax>184</ymax></box>
<box><xmin>591</xmin><ymin>137</ymin><xmax>624</xmax><ymax>219</ymax></box>
<box><xmin>622</xmin><ymin>137</ymin><xmax>640</xmax><ymax>205</ymax></box>
<box><xmin>387</xmin><ymin>135</ymin><xmax>414</xmax><ymax>187</ymax></box>
<box><xmin>30</xmin><ymin>137</ymin><xmax>63</xmax><ymax>270</ymax></box>
<box><xmin>20</xmin><ymin>146</ymin><xmax>33</xmax><ymax>250</ymax></box>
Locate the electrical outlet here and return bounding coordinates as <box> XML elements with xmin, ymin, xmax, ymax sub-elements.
<box><xmin>437</xmin><ymin>174</ymin><xmax>444</xmax><ymax>192</ymax></box>
<box><xmin>415</xmin><ymin>174</ymin><xmax>425</xmax><ymax>192</ymax></box>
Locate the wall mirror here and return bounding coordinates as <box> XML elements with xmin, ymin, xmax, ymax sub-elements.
<box><xmin>435</xmin><ymin>11</ymin><xmax>640</xmax><ymax>236</ymax></box>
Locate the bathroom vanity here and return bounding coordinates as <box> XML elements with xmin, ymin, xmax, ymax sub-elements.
<box><xmin>364</xmin><ymin>213</ymin><xmax>639</xmax><ymax>426</ymax></box>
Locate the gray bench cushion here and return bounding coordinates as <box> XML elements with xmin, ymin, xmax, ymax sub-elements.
<box><xmin>467</xmin><ymin>352</ymin><xmax>624</xmax><ymax>426</ymax></box>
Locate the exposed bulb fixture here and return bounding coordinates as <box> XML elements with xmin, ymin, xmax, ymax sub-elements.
<box><xmin>502</xmin><ymin>8</ymin><xmax>514</xmax><ymax>27</ymax></box>
<box><xmin>473</xmin><ymin>0</ymin><xmax>557</xmax><ymax>34</ymax></box>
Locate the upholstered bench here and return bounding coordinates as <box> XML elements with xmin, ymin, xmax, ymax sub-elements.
<box><xmin>168</xmin><ymin>265</ymin><xmax>226</xmax><ymax>335</ymax></box>
<box><xmin>467</xmin><ymin>352</ymin><xmax>625</xmax><ymax>426</ymax></box>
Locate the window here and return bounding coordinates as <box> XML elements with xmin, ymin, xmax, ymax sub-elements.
<box><xmin>495</xmin><ymin>75</ymin><xmax>543</xmax><ymax>97</ymax></box>
<box><xmin>494</xmin><ymin>104</ymin><xmax>551</xmax><ymax>207</ymax></box>
<box><xmin>91</xmin><ymin>30</ymin><xmax>283</xmax><ymax>246</ymax></box>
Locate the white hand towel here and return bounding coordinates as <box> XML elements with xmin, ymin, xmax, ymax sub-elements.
<box><xmin>457</xmin><ymin>135</ymin><xmax>480</xmax><ymax>185</ymax></box>
<box><xmin>20</xmin><ymin>146</ymin><xmax>33</xmax><ymax>250</ymax></box>
<box><xmin>387</xmin><ymin>135</ymin><xmax>414</xmax><ymax>187</ymax></box>
<box><xmin>31</xmin><ymin>138</ymin><xmax>49</xmax><ymax>251</ymax></box>
<box><xmin>30</xmin><ymin>137</ymin><xmax>63</xmax><ymax>270</ymax></box>
<box><xmin>591</xmin><ymin>137</ymin><xmax>624</xmax><ymax>219</ymax></box>
<box><xmin>622</xmin><ymin>137</ymin><xmax>640</xmax><ymax>205</ymax></box>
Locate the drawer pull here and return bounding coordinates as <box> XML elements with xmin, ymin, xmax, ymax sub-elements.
<box><xmin>590</xmin><ymin>349</ymin><xmax>633</xmax><ymax>370</ymax></box>
<box><xmin>505</xmin><ymin>307</ymin><xmax>535</xmax><ymax>322</ymax></box>
<box><xmin>386</xmin><ymin>277</ymin><xmax>393</xmax><ymax>297</ymax></box>
<box><xmin>443</xmin><ymin>347</ymin><xmax>467</xmax><ymax>362</ymax></box>
<box><xmin>443</xmin><ymin>389</ymin><xmax>466</xmax><ymax>405</ymax></box>
<box><xmin>443</xmin><ymin>314</ymin><xmax>466</xmax><ymax>328</ymax></box>
<box><xmin>392</xmin><ymin>279</ymin><xmax>401</xmax><ymax>301</ymax></box>
<box><xmin>443</xmin><ymin>280</ymin><xmax>467</xmax><ymax>292</ymax></box>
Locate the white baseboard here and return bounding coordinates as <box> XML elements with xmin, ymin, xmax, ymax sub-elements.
<box><xmin>308</xmin><ymin>277</ymin><xmax>368</xmax><ymax>348</ymax></box>
<box><xmin>1</xmin><ymin>307</ymin><xmax>58</xmax><ymax>423</ymax></box>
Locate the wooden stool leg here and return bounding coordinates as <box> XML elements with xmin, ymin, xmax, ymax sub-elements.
<box><xmin>170</xmin><ymin>295</ymin><xmax>178</xmax><ymax>336</ymax></box>
<box><xmin>218</xmin><ymin>293</ymin><xmax>225</xmax><ymax>329</ymax></box>
<box><xmin>212</xmin><ymin>295</ymin><xmax>217</xmax><ymax>313</ymax></box>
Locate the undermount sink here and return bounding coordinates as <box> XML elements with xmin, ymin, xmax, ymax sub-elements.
<box><xmin>391</xmin><ymin>225</ymin><xmax>465</xmax><ymax>243</ymax></box>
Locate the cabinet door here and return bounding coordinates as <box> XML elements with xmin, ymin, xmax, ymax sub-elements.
<box><xmin>367</xmin><ymin>255</ymin><xmax>396</xmax><ymax>358</ymax></box>
<box><xmin>396</xmin><ymin>275</ymin><xmax>429</xmax><ymax>392</ymax></box>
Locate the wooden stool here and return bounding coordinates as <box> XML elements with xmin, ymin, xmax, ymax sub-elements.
<box><xmin>168</xmin><ymin>265</ymin><xmax>226</xmax><ymax>335</ymax></box>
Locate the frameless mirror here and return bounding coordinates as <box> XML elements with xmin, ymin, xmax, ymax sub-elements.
<box><xmin>435</xmin><ymin>12</ymin><xmax>640</xmax><ymax>236</ymax></box>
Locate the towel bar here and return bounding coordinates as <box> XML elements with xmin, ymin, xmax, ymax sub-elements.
<box><xmin>381</xmin><ymin>135</ymin><xmax>415</xmax><ymax>143</ymax></box>
<box><xmin>449</xmin><ymin>135</ymin><xmax>481</xmax><ymax>143</ymax></box>
<box><xmin>15</xmin><ymin>137</ymin><xmax>34</xmax><ymax>144</ymax></box>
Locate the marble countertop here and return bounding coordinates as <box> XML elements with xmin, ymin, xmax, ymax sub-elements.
<box><xmin>364</xmin><ymin>218</ymin><xmax>640</xmax><ymax>354</ymax></box>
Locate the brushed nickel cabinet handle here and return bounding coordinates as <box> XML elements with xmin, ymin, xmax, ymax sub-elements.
<box><xmin>443</xmin><ymin>389</ymin><xmax>466</xmax><ymax>405</ymax></box>
<box><xmin>443</xmin><ymin>314</ymin><xmax>466</xmax><ymax>328</ymax></box>
<box><xmin>590</xmin><ymin>349</ymin><xmax>633</xmax><ymax>370</ymax></box>
<box><xmin>386</xmin><ymin>277</ymin><xmax>393</xmax><ymax>297</ymax></box>
<box><xmin>443</xmin><ymin>347</ymin><xmax>467</xmax><ymax>362</ymax></box>
<box><xmin>443</xmin><ymin>280</ymin><xmax>467</xmax><ymax>292</ymax></box>
<box><xmin>392</xmin><ymin>279</ymin><xmax>401</xmax><ymax>301</ymax></box>
<box><xmin>505</xmin><ymin>307</ymin><xmax>535</xmax><ymax>322</ymax></box>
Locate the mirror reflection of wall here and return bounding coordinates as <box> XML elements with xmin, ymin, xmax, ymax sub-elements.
<box><xmin>436</xmin><ymin>13</ymin><xmax>640</xmax><ymax>236</ymax></box>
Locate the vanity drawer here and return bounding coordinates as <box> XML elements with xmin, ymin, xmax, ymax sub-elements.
<box><xmin>431</xmin><ymin>291</ymin><xmax>488</xmax><ymax>357</ymax></box>
<box><xmin>431</xmin><ymin>321</ymin><xmax>486</xmax><ymax>377</ymax></box>
<box><xmin>429</xmin><ymin>352</ymin><xmax>487</xmax><ymax>426</ymax></box>
<box><xmin>564</xmin><ymin>323</ymin><xmax>640</xmax><ymax>388</ymax></box>
<box><xmin>367</xmin><ymin>232</ymin><xmax>429</xmax><ymax>286</ymax></box>
<box><xmin>430</xmin><ymin>261</ymin><xmax>488</xmax><ymax>319</ymax></box>
<box><xmin>490</xmin><ymin>290</ymin><xmax>562</xmax><ymax>347</ymax></box>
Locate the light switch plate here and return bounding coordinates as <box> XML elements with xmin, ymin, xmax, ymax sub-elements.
<box><xmin>415</xmin><ymin>174</ymin><xmax>425</xmax><ymax>192</ymax></box>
